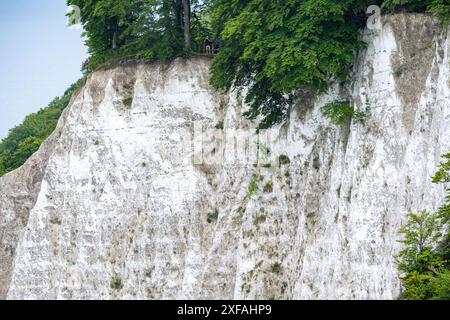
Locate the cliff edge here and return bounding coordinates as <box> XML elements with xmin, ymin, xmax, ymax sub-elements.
<box><xmin>1</xmin><ymin>14</ymin><xmax>449</xmax><ymax>299</ymax></box>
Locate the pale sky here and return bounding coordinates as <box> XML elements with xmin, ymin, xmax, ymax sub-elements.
<box><xmin>0</xmin><ymin>0</ymin><xmax>88</xmax><ymax>139</ymax></box>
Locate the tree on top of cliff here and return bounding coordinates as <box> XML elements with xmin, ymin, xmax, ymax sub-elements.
<box><xmin>208</xmin><ymin>0</ymin><xmax>450</xmax><ymax>129</ymax></box>
<box><xmin>67</xmin><ymin>0</ymin><xmax>147</xmax><ymax>69</ymax></box>
<box><xmin>207</xmin><ymin>0</ymin><xmax>378</xmax><ymax>129</ymax></box>
<box><xmin>67</xmin><ymin>0</ymin><xmax>208</xmax><ymax>70</ymax></box>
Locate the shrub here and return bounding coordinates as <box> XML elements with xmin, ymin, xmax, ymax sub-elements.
<box><xmin>353</xmin><ymin>110</ymin><xmax>368</xmax><ymax>124</ymax></box>
<box><xmin>394</xmin><ymin>68</ymin><xmax>403</xmax><ymax>78</ymax></box>
<box><xmin>254</xmin><ymin>214</ymin><xmax>267</xmax><ymax>224</ymax></box>
<box><xmin>246</xmin><ymin>175</ymin><xmax>259</xmax><ymax>199</ymax></box>
<box><xmin>110</xmin><ymin>277</ymin><xmax>124</xmax><ymax>290</ymax></box>
<box><xmin>432</xmin><ymin>153</ymin><xmax>450</xmax><ymax>184</ymax></box>
<box><xmin>271</xmin><ymin>262</ymin><xmax>282</xmax><ymax>274</ymax></box>
<box><xmin>50</xmin><ymin>217</ymin><xmax>62</xmax><ymax>225</ymax></box>
<box><xmin>321</xmin><ymin>101</ymin><xmax>369</xmax><ymax>125</ymax></box>
<box><xmin>263</xmin><ymin>181</ymin><xmax>273</xmax><ymax>193</ymax></box>
<box><xmin>321</xmin><ymin>101</ymin><xmax>355</xmax><ymax>125</ymax></box>
<box><xmin>207</xmin><ymin>209</ymin><xmax>219</xmax><ymax>223</ymax></box>
<box><xmin>215</xmin><ymin>121</ymin><xmax>224</xmax><ymax>130</ymax></box>
<box><xmin>123</xmin><ymin>97</ymin><xmax>133</xmax><ymax>108</ymax></box>
<box><xmin>279</xmin><ymin>155</ymin><xmax>291</xmax><ymax>166</ymax></box>
<box><xmin>430</xmin><ymin>271</ymin><xmax>450</xmax><ymax>300</ymax></box>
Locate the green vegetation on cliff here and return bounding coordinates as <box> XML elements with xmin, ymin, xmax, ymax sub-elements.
<box><xmin>67</xmin><ymin>0</ymin><xmax>209</xmax><ymax>71</ymax></box>
<box><xmin>0</xmin><ymin>78</ymin><xmax>86</xmax><ymax>176</ymax></box>
<box><xmin>397</xmin><ymin>153</ymin><xmax>450</xmax><ymax>300</ymax></box>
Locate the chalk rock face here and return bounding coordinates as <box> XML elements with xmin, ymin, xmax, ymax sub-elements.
<box><xmin>1</xmin><ymin>14</ymin><xmax>449</xmax><ymax>299</ymax></box>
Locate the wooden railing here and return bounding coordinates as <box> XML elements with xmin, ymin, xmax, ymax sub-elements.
<box><xmin>196</xmin><ymin>44</ymin><xmax>220</xmax><ymax>55</ymax></box>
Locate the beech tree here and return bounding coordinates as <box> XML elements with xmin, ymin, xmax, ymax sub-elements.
<box><xmin>67</xmin><ymin>0</ymin><xmax>204</xmax><ymax>69</ymax></box>
<box><xmin>182</xmin><ymin>0</ymin><xmax>191</xmax><ymax>49</ymax></box>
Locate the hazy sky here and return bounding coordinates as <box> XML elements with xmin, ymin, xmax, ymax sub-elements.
<box><xmin>0</xmin><ymin>0</ymin><xmax>88</xmax><ymax>139</ymax></box>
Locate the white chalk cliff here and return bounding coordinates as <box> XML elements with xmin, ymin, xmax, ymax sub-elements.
<box><xmin>1</xmin><ymin>14</ymin><xmax>449</xmax><ymax>299</ymax></box>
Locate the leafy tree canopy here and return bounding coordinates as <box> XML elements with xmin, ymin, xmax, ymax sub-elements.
<box><xmin>208</xmin><ymin>0</ymin><xmax>450</xmax><ymax>128</ymax></box>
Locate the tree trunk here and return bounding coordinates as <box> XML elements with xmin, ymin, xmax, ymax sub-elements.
<box><xmin>173</xmin><ymin>0</ymin><xmax>183</xmax><ymax>31</ymax></box>
<box><xmin>111</xmin><ymin>17</ymin><xmax>118</xmax><ymax>50</ymax></box>
<box><xmin>112</xmin><ymin>31</ymin><xmax>117</xmax><ymax>50</ymax></box>
<box><xmin>182</xmin><ymin>0</ymin><xmax>191</xmax><ymax>50</ymax></box>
